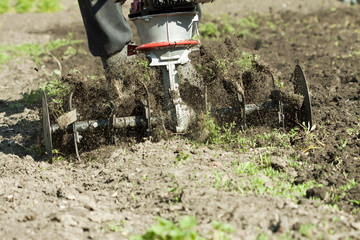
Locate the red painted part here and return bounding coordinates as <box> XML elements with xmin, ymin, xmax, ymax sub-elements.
<box><xmin>130</xmin><ymin>0</ymin><xmax>141</xmax><ymax>13</ymax></box>
<box><xmin>127</xmin><ymin>44</ymin><xmax>138</xmax><ymax>56</ymax></box>
<box><xmin>136</xmin><ymin>40</ymin><xmax>199</xmax><ymax>52</ymax></box>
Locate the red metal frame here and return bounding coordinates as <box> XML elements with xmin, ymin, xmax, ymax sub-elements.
<box><xmin>135</xmin><ymin>40</ymin><xmax>199</xmax><ymax>52</ymax></box>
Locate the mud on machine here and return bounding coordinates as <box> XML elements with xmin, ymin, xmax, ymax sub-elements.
<box><xmin>42</xmin><ymin>0</ymin><xmax>313</xmax><ymax>160</ymax></box>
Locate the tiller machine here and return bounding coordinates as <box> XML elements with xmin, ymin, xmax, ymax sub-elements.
<box><xmin>42</xmin><ymin>0</ymin><xmax>313</xmax><ymax>160</ymax></box>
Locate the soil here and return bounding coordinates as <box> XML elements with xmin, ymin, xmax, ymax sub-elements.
<box><xmin>1</xmin><ymin>0</ymin><xmax>360</xmax><ymax>239</ymax></box>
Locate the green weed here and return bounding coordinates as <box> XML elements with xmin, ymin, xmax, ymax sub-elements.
<box><xmin>0</xmin><ymin>0</ymin><xmax>61</xmax><ymax>14</ymax></box>
<box><xmin>175</xmin><ymin>151</ymin><xmax>190</xmax><ymax>163</ymax></box>
<box><xmin>267</xmin><ymin>21</ymin><xmax>277</xmax><ymax>30</ymax></box>
<box><xmin>131</xmin><ymin>216</ymin><xmax>205</xmax><ymax>240</ymax></box>
<box><xmin>142</xmin><ymin>174</ymin><xmax>149</xmax><ymax>181</ymax></box>
<box><xmin>352</xmin><ymin>207</ymin><xmax>360</xmax><ymax>214</ymax></box>
<box><xmin>327</xmin><ymin>179</ymin><xmax>357</xmax><ymax>207</ymax></box>
<box><xmin>199</xmin><ymin>22</ymin><xmax>220</xmax><ymax>38</ymax></box>
<box><xmin>52</xmin><ymin>148</ymin><xmax>65</xmax><ymax>162</ymax></box>
<box><xmin>346</xmin><ymin>119</ymin><xmax>360</xmax><ymax>136</ymax></box>
<box><xmin>216</xmin><ymin>59</ymin><xmax>229</xmax><ymax>75</ymax></box>
<box><xmin>22</xmin><ymin>78</ymin><xmax>71</xmax><ymax>115</ymax></box>
<box><xmin>0</xmin><ymin>37</ymin><xmax>83</xmax><ymax>68</ymax></box>
<box><xmin>8</xmin><ymin>102</ymin><xmax>23</xmax><ymax>109</ymax></box>
<box><xmin>204</xmin><ymin>115</ymin><xmax>242</xmax><ymax>146</ymax></box>
<box><xmin>298</xmin><ymin>222</ymin><xmax>317</xmax><ymax>237</ymax></box>
<box><xmin>235</xmin><ymin>52</ymin><xmax>260</xmax><ymax>72</ymax></box>
<box><xmin>101</xmin><ymin>221</ymin><xmax>130</xmax><ymax>235</ymax></box>
<box><xmin>350</xmin><ymin>199</ymin><xmax>360</xmax><ymax>206</ymax></box>
<box><xmin>237</xmin><ymin>16</ymin><xmax>259</xmax><ymax>38</ymax></box>
<box><xmin>213</xmin><ymin>171</ymin><xmax>232</xmax><ymax>190</ymax></box>
<box><xmin>36</xmin><ymin>0</ymin><xmax>61</xmax><ymax>12</ymax></box>
<box><xmin>0</xmin><ymin>0</ymin><xmax>10</xmax><ymax>13</ymax></box>
<box><xmin>220</xmin><ymin>15</ymin><xmax>236</xmax><ymax>35</ymax></box>
<box><xmin>341</xmin><ymin>179</ymin><xmax>357</xmax><ymax>192</ymax></box>
<box><xmin>15</xmin><ymin>0</ymin><xmax>34</xmax><ymax>13</ymax></box>
<box><xmin>199</xmin><ymin>14</ymin><xmax>259</xmax><ymax>39</ymax></box>
<box><xmin>134</xmin><ymin>59</ymin><xmax>156</xmax><ymax>83</ymax></box>
<box><xmin>273</xmin><ymin>75</ymin><xmax>284</xmax><ymax>89</ymax></box>
<box><xmin>211</xmin><ymin>221</ymin><xmax>235</xmax><ymax>240</ymax></box>
<box><xmin>338</xmin><ymin>138</ymin><xmax>347</xmax><ymax>150</ymax></box>
<box><xmin>26</xmin><ymin>144</ymin><xmax>45</xmax><ymax>156</ymax></box>
<box><xmin>232</xmin><ymin>155</ymin><xmax>317</xmax><ymax>199</ymax></box>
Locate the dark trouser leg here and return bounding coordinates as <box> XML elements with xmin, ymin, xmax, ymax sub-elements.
<box><xmin>78</xmin><ymin>0</ymin><xmax>132</xmax><ymax>57</ymax></box>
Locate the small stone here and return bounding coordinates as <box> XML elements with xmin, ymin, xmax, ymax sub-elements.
<box><xmin>59</xmin><ymin>214</ymin><xmax>78</xmax><ymax>227</ymax></box>
<box><xmin>6</xmin><ymin>195</ymin><xmax>14</xmax><ymax>201</ymax></box>
<box><xmin>67</xmin><ymin>195</ymin><xmax>76</xmax><ymax>200</ymax></box>
<box><xmin>279</xmin><ymin>215</ymin><xmax>291</xmax><ymax>232</ymax></box>
<box><xmin>350</xmin><ymin>222</ymin><xmax>360</xmax><ymax>230</ymax></box>
<box><xmin>84</xmin><ymin>204</ymin><xmax>96</xmax><ymax>211</ymax></box>
<box><xmin>292</xmin><ymin>222</ymin><xmax>301</xmax><ymax>231</ymax></box>
<box><xmin>258</xmin><ymin>219</ymin><xmax>268</xmax><ymax>229</ymax></box>
<box><xmin>276</xmin><ymin>202</ymin><xmax>285</xmax><ymax>209</ymax></box>
<box><xmin>285</xmin><ymin>201</ymin><xmax>298</xmax><ymax>209</ymax></box>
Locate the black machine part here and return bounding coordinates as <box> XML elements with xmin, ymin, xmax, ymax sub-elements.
<box><xmin>128</xmin><ymin>0</ymin><xmax>197</xmax><ymax>17</ymax></box>
<box><xmin>42</xmin><ymin>90</ymin><xmax>53</xmax><ymax>161</ymax></box>
<box><xmin>294</xmin><ymin>65</ymin><xmax>313</xmax><ymax>128</ymax></box>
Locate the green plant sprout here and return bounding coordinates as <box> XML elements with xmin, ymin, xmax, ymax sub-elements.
<box><xmin>175</xmin><ymin>151</ymin><xmax>190</xmax><ymax>163</ymax></box>
<box><xmin>52</xmin><ymin>149</ymin><xmax>65</xmax><ymax>162</ymax></box>
<box><xmin>338</xmin><ymin>138</ymin><xmax>348</xmax><ymax>150</ymax></box>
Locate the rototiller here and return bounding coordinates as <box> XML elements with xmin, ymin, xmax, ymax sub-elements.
<box><xmin>42</xmin><ymin>0</ymin><xmax>312</xmax><ymax>160</ymax></box>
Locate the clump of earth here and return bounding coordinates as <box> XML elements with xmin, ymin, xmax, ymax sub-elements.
<box><xmin>49</xmin><ymin>35</ymin><xmax>306</xmax><ymax>155</ymax></box>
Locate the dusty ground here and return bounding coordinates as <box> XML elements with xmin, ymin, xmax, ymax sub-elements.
<box><xmin>1</xmin><ymin>0</ymin><xmax>360</xmax><ymax>239</ymax></box>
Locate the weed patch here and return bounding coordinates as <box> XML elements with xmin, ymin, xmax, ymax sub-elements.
<box><xmin>0</xmin><ymin>36</ymin><xmax>83</xmax><ymax>68</ymax></box>
<box><xmin>199</xmin><ymin>22</ymin><xmax>220</xmax><ymax>39</ymax></box>
<box><xmin>0</xmin><ymin>0</ymin><xmax>10</xmax><ymax>13</ymax></box>
<box><xmin>210</xmin><ymin>153</ymin><xmax>318</xmax><ymax>199</ymax></box>
<box><xmin>131</xmin><ymin>216</ymin><xmax>205</xmax><ymax>240</ymax></box>
<box><xmin>0</xmin><ymin>0</ymin><xmax>61</xmax><ymax>14</ymax></box>
<box><xmin>22</xmin><ymin>78</ymin><xmax>71</xmax><ymax>111</ymax></box>
<box><xmin>199</xmin><ymin>14</ymin><xmax>259</xmax><ymax>39</ymax></box>
<box><xmin>131</xmin><ymin>216</ymin><xmax>234</xmax><ymax>240</ymax></box>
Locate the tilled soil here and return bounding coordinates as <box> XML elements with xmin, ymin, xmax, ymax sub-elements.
<box><xmin>1</xmin><ymin>1</ymin><xmax>360</xmax><ymax>239</ymax></box>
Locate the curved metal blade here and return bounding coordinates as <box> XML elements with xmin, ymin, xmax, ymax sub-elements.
<box><xmin>42</xmin><ymin>90</ymin><xmax>53</xmax><ymax>161</ymax></box>
<box><xmin>294</xmin><ymin>65</ymin><xmax>313</xmax><ymax>129</ymax></box>
<box><xmin>69</xmin><ymin>92</ymin><xmax>81</xmax><ymax>161</ymax></box>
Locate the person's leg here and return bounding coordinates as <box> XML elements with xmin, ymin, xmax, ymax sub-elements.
<box><xmin>78</xmin><ymin>0</ymin><xmax>132</xmax><ymax>57</ymax></box>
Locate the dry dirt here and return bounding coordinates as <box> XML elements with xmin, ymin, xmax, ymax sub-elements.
<box><xmin>1</xmin><ymin>0</ymin><xmax>360</xmax><ymax>239</ymax></box>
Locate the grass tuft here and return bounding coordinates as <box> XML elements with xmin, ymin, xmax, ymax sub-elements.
<box><xmin>0</xmin><ymin>0</ymin><xmax>10</xmax><ymax>13</ymax></box>
<box><xmin>0</xmin><ymin>0</ymin><xmax>61</xmax><ymax>14</ymax></box>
